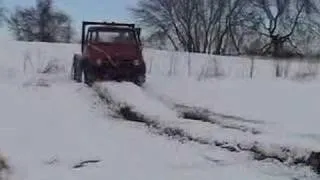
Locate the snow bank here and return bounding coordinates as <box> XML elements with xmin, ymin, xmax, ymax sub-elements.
<box><xmin>0</xmin><ymin>40</ymin><xmax>318</xmax><ymax>82</ymax></box>
<box><xmin>143</xmin><ymin>49</ymin><xmax>320</xmax><ymax>81</ymax></box>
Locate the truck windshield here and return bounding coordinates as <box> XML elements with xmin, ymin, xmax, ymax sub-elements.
<box><xmin>92</xmin><ymin>30</ymin><xmax>135</xmax><ymax>44</ymax></box>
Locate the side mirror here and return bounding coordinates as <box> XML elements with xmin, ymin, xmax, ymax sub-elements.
<box><xmin>135</xmin><ymin>28</ymin><xmax>141</xmax><ymax>38</ymax></box>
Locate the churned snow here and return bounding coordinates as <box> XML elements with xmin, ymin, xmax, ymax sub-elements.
<box><xmin>0</xmin><ymin>41</ymin><xmax>319</xmax><ymax>180</ymax></box>
<box><xmin>144</xmin><ymin>75</ymin><xmax>320</xmax><ymax>146</ymax></box>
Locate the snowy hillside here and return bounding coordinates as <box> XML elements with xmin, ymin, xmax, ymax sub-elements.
<box><xmin>144</xmin><ymin>49</ymin><xmax>319</xmax><ymax>81</ymax></box>
<box><xmin>1</xmin><ymin>40</ymin><xmax>320</xmax><ymax>180</ymax></box>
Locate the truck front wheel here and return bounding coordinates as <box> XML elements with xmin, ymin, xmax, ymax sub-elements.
<box><xmin>83</xmin><ymin>61</ymin><xmax>96</xmax><ymax>86</ymax></box>
<box><xmin>72</xmin><ymin>55</ymin><xmax>83</xmax><ymax>83</ymax></box>
<box><xmin>133</xmin><ymin>75</ymin><xmax>146</xmax><ymax>86</ymax></box>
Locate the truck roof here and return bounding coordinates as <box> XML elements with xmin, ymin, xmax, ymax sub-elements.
<box><xmin>88</xmin><ymin>26</ymin><xmax>134</xmax><ymax>32</ymax></box>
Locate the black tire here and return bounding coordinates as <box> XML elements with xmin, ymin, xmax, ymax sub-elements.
<box><xmin>133</xmin><ymin>75</ymin><xmax>146</xmax><ymax>86</ymax></box>
<box><xmin>83</xmin><ymin>61</ymin><xmax>96</xmax><ymax>87</ymax></box>
<box><xmin>72</xmin><ymin>55</ymin><xmax>83</xmax><ymax>83</ymax></box>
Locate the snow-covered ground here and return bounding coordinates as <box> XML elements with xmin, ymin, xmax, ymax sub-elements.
<box><xmin>94</xmin><ymin>80</ymin><xmax>320</xmax><ymax>179</ymax></box>
<box><xmin>144</xmin><ymin>76</ymin><xmax>320</xmax><ymax>137</ymax></box>
<box><xmin>1</xmin><ymin>40</ymin><xmax>320</xmax><ymax>179</ymax></box>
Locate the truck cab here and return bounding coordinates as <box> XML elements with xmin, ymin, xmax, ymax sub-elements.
<box><xmin>72</xmin><ymin>21</ymin><xmax>146</xmax><ymax>86</ymax></box>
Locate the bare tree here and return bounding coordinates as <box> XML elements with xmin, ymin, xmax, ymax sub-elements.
<box><xmin>61</xmin><ymin>19</ymin><xmax>74</xmax><ymax>43</ymax></box>
<box><xmin>131</xmin><ymin>0</ymin><xmax>320</xmax><ymax>57</ymax></box>
<box><xmin>144</xmin><ymin>30</ymin><xmax>168</xmax><ymax>49</ymax></box>
<box><xmin>130</xmin><ymin>0</ymin><xmax>229</xmax><ymax>54</ymax></box>
<box><xmin>130</xmin><ymin>0</ymin><xmax>253</xmax><ymax>55</ymax></box>
<box><xmin>130</xmin><ymin>0</ymin><xmax>179</xmax><ymax>51</ymax></box>
<box><xmin>214</xmin><ymin>0</ymin><xmax>250</xmax><ymax>55</ymax></box>
<box><xmin>243</xmin><ymin>0</ymin><xmax>320</xmax><ymax>57</ymax></box>
<box><xmin>0</xmin><ymin>0</ymin><xmax>6</xmax><ymax>27</ymax></box>
<box><xmin>6</xmin><ymin>0</ymin><xmax>74</xmax><ymax>43</ymax></box>
<box><xmin>194</xmin><ymin>0</ymin><xmax>227</xmax><ymax>54</ymax></box>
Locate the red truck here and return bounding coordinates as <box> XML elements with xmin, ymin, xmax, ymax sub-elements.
<box><xmin>71</xmin><ymin>21</ymin><xmax>146</xmax><ymax>86</ymax></box>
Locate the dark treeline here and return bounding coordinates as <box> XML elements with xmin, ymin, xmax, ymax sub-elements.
<box><xmin>0</xmin><ymin>0</ymin><xmax>319</xmax><ymax>58</ymax></box>
<box><xmin>130</xmin><ymin>0</ymin><xmax>320</xmax><ymax>58</ymax></box>
<box><xmin>1</xmin><ymin>0</ymin><xmax>74</xmax><ymax>43</ymax></box>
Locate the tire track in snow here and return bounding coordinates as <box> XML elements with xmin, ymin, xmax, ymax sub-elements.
<box><xmin>92</xmin><ymin>82</ymin><xmax>320</xmax><ymax>175</ymax></box>
<box><xmin>142</xmin><ymin>85</ymin><xmax>265</xmax><ymax>135</ymax></box>
<box><xmin>172</xmin><ymin>104</ymin><xmax>262</xmax><ymax>135</ymax></box>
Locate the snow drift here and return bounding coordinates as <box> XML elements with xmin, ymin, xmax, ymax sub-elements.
<box><xmin>1</xmin><ymin>40</ymin><xmax>320</xmax><ymax>179</ymax></box>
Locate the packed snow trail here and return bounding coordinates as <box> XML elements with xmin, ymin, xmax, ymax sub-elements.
<box><xmin>2</xmin><ymin>75</ymin><xmax>316</xmax><ymax>180</ymax></box>
<box><xmin>0</xmin><ymin>78</ymin><xmax>238</xmax><ymax>180</ymax></box>
<box><xmin>1</xmin><ymin>80</ymin><xmax>214</xmax><ymax>180</ymax></box>
<box><xmin>93</xmin><ymin>81</ymin><xmax>320</xmax><ymax>177</ymax></box>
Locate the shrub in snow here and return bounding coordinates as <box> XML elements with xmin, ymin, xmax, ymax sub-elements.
<box><xmin>22</xmin><ymin>48</ymin><xmax>66</xmax><ymax>75</ymax></box>
<box><xmin>40</xmin><ymin>58</ymin><xmax>65</xmax><ymax>74</ymax></box>
<box><xmin>272</xmin><ymin>59</ymin><xmax>293</xmax><ymax>78</ymax></box>
<box><xmin>167</xmin><ymin>53</ymin><xmax>178</xmax><ymax>76</ymax></box>
<box><xmin>23</xmin><ymin>50</ymin><xmax>34</xmax><ymax>74</ymax></box>
<box><xmin>292</xmin><ymin>61</ymin><xmax>319</xmax><ymax>81</ymax></box>
<box><xmin>0</xmin><ymin>152</ymin><xmax>10</xmax><ymax>180</ymax></box>
<box><xmin>249</xmin><ymin>57</ymin><xmax>255</xmax><ymax>79</ymax></box>
<box><xmin>198</xmin><ymin>57</ymin><xmax>225</xmax><ymax>80</ymax></box>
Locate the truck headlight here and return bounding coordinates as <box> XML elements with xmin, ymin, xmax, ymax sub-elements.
<box><xmin>133</xmin><ymin>59</ymin><xmax>140</xmax><ymax>66</ymax></box>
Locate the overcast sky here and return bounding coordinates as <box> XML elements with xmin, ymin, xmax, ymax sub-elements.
<box><xmin>0</xmin><ymin>0</ymin><xmax>138</xmax><ymax>39</ymax></box>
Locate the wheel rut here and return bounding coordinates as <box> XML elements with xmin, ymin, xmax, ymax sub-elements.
<box><xmin>93</xmin><ymin>82</ymin><xmax>320</xmax><ymax>176</ymax></box>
